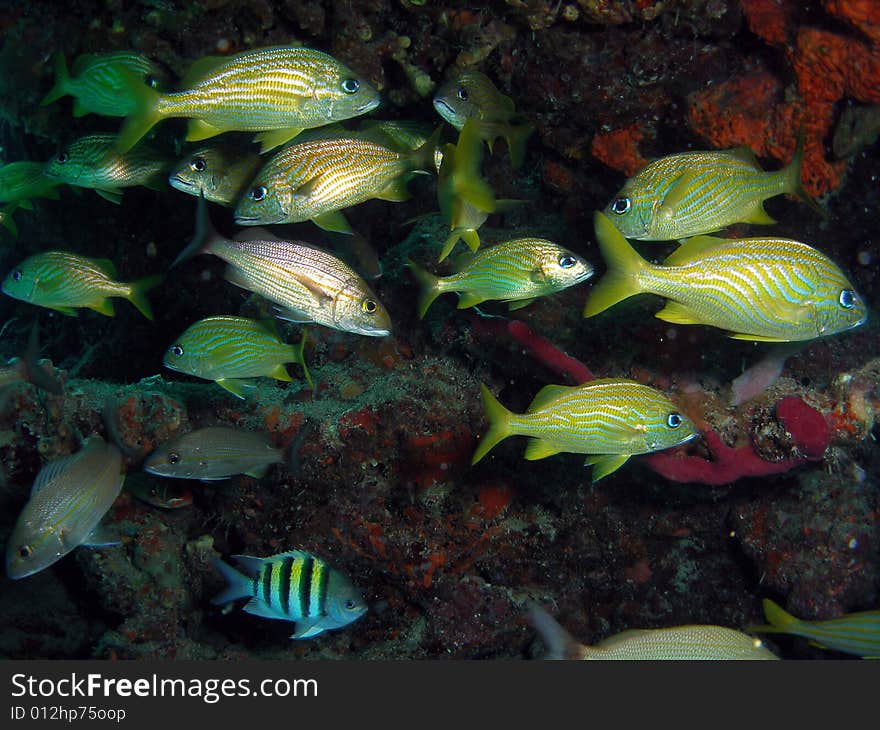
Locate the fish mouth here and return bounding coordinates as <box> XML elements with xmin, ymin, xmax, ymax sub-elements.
<box><xmin>356</xmin><ymin>96</ymin><xmax>382</xmax><ymax>114</ymax></box>
<box><xmin>358</xmin><ymin>326</ymin><xmax>392</xmax><ymax>337</ymax></box>
<box><xmin>433</xmin><ymin>98</ymin><xmax>455</xmax><ymax>118</ymax></box>
<box><xmin>234</xmin><ymin>214</ymin><xmax>264</xmax><ymax>225</ymax></box>
<box><xmin>168</xmin><ymin>175</ymin><xmax>194</xmax><ymax>192</ymax></box>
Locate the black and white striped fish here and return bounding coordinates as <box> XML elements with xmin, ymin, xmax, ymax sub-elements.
<box><xmin>211</xmin><ymin>550</ymin><xmax>367</xmax><ymax>639</ymax></box>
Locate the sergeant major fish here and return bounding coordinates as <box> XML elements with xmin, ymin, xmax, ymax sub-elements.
<box><xmin>143</xmin><ymin>426</ymin><xmax>284</xmax><ymax>481</ymax></box>
<box><xmin>6</xmin><ymin>437</ymin><xmax>124</xmax><ymax>579</ymax></box>
<box><xmin>584</xmin><ymin>211</ymin><xmax>868</xmax><ymax>342</ymax></box>
<box><xmin>472</xmin><ymin>379</ymin><xmax>698</xmax><ymax>481</ymax></box>
<box><xmin>2</xmin><ymin>250</ymin><xmax>163</xmax><ymax>319</ymax></box>
<box><xmin>168</xmin><ymin>144</ymin><xmax>263</xmax><ymax>207</ymax></box>
<box><xmin>116</xmin><ymin>45</ymin><xmax>381</xmax><ymax>154</ymax></box>
<box><xmin>212</xmin><ymin>550</ymin><xmax>368</xmax><ymax>639</ymax></box>
<box><xmin>407</xmin><ymin>238</ymin><xmax>592</xmax><ymax>318</ymax></box>
<box><xmin>603</xmin><ymin>134</ymin><xmax>820</xmax><ymax>241</ymax></box>
<box><xmin>164</xmin><ymin>315</ymin><xmax>313</xmax><ymax>399</ymax></box>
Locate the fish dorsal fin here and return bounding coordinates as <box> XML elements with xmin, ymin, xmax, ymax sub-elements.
<box><xmin>265</xmin><ymin>549</ymin><xmax>311</xmax><ymax>562</ymax></box>
<box><xmin>230</xmin><ymin>554</ymin><xmax>266</xmax><ymax>577</ymax></box>
<box><xmin>728</xmin><ymin>145</ymin><xmax>761</xmax><ymax>168</ymax></box>
<box><xmin>662</xmin><ymin>235</ymin><xmax>728</xmax><ymax>266</ymax></box>
<box><xmin>657</xmin><ymin>171</ymin><xmax>698</xmax><ymax>220</ymax></box>
<box><xmin>31</xmin><ymin>453</ymin><xmax>81</xmax><ymax>496</ymax></box>
<box><xmin>180</xmin><ymin>55</ymin><xmax>229</xmax><ymax>88</ymax></box>
<box><xmin>93</xmin><ymin>257</ymin><xmax>118</xmax><ymax>278</ymax></box>
<box><xmin>523</xmin><ymin>437</ymin><xmax>562</xmax><ymax>461</ymax></box>
<box><xmin>527</xmin><ymin>384</ymin><xmax>577</xmax><ymax>413</ymax></box>
<box><xmin>595</xmin><ymin>628</ymin><xmax>650</xmax><ymax>648</ymax></box>
<box><xmin>585</xmin><ymin>453</ymin><xmax>630</xmax><ymax>481</ymax></box>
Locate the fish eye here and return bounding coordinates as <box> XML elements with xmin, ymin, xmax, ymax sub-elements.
<box><xmin>168</xmin><ymin>452</ymin><xmax>180</xmax><ymax>465</ymax></box>
<box><xmin>456</xmin><ymin>86</ymin><xmax>469</xmax><ymax>101</ymax></box>
<box><xmin>839</xmin><ymin>289</ymin><xmax>856</xmax><ymax>309</ymax></box>
<box><xmin>344</xmin><ymin>599</ymin><xmax>357</xmax><ymax>610</ymax></box>
<box><xmin>666</xmin><ymin>412</ymin><xmax>683</xmax><ymax>429</ymax></box>
<box><xmin>56</xmin><ymin>152</ymin><xmax>69</xmax><ymax>164</ymax></box>
<box><xmin>170</xmin><ymin>345</ymin><xmax>184</xmax><ymax>357</ymax></box>
<box><xmin>362</xmin><ymin>299</ymin><xmax>378</xmax><ymax>314</ymax></box>
<box><xmin>17</xmin><ymin>545</ymin><xmax>33</xmax><ymax>559</ymax></box>
<box><xmin>341</xmin><ymin>78</ymin><xmax>360</xmax><ymax>94</ymax></box>
<box><xmin>12</xmin><ymin>270</ymin><xmax>22</xmax><ymax>281</ymax></box>
<box><xmin>611</xmin><ymin>197</ymin><xmax>631</xmax><ymax>215</ymax></box>
<box><xmin>190</xmin><ymin>157</ymin><xmax>207</xmax><ymax>172</ymax></box>
<box><xmin>558</xmin><ymin>255</ymin><xmax>577</xmax><ymax>269</ymax></box>
<box><xmin>145</xmin><ymin>74</ymin><xmax>157</xmax><ymax>88</ymax></box>
<box><xmin>250</xmin><ymin>185</ymin><xmax>267</xmax><ymax>202</ymax></box>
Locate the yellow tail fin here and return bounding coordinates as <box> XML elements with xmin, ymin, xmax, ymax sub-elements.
<box><xmin>782</xmin><ymin>130</ymin><xmax>824</xmax><ymax>218</ymax></box>
<box><xmin>582</xmin><ymin>211</ymin><xmax>647</xmax><ymax>318</ymax></box>
<box><xmin>125</xmin><ymin>274</ymin><xmax>164</xmax><ymax>321</ymax></box>
<box><xmin>407</xmin><ymin>258</ymin><xmax>443</xmax><ymax>319</ymax></box>
<box><xmin>40</xmin><ymin>52</ymin><xmax>70</xmax><ymax>107</ymax></box>
<box><xmin>749</xmin><ymin>598</ymin><xmax>801</xmax><ymax>635</ymax></box>
<box><xmin>116</xmin><ymin>70</ymin><xmax>164</xmax><ymax>153</ymax></box>
<box><xmin>471</xmin><ymin>384</ymin><xmax>513</xmax><ymax>465</ymax></box>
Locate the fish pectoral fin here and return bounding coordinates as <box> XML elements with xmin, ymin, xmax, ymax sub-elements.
<box><xmin>88</xmin><ymin>298</ymin><xmax>116</xmax><ymax>317</ymax></box>
<box><xmin>507</xmin><ymin>297</ymin><xmax>535</xmax><ymax>311</ymax></box>
<box><xmin>95</xmin><ymin>189</ymin><xmax>123</xmax><ymax>205</ymax></box>
<box><xmin>290</xmin><ymin>618</ymin><xmax>327</xmax><ymax>640</ymax></box>
<box><xmin>186</xmin><ymin>119</ymin><xmax>226</xmax><ymax>142</ymax></box>
<box><xmin>456</xmin><ymin>291</ymin><xmax>486</xmax><ymax>309</ymax></box>
<box><xmin>81</xmin><ymin>524</ymin><xmax>123</xmax><ymax>548</ymax></box>
<box><xmin>527</xmin><ymin>384</ymin><xmax>578</xmax><ymax>413</ymax></box>
<box><xmin>215</xmin><ymin>378</ymin><xmax>256</xmax><ymax>399</ymax></box>
<box><xmin>376</xmin><ymin>178</ymin><xmax>411</xmax><ymax>203</ymax></box>
<box><xmin>657</xmin><ymin>171</ymin><xmax>698</xmax><ymax>220</ymax></box>
<box><xmin>654</xmin><ymin>301</ymin><xmax>704</xmax><ymax>325</ymax></box>
<box><xmin>242</xmin><ymin>597</ymin><xmax>283</xmax><ymax>620</ymax></box>
<box><xmin>523</xmin><ymin>438</ymin><xmax>562</xmax><ymax>461</ymax></box>
<box><xmin>255</xmin><ymin>127</ymin><xmax>304</xmax><ymax>154</ymax></box>
<box><xmin>274</xmin><ymin>306</ymin><xmax>314</xmax><ymax>324</ymax></box>
<box><xmin>585</xmin><ymin>454</ymin><xmax>630</xmax><ymax>481</ymax></box>
<box><xmin>244</xmin><ymin>464</ymin><xmax>271</xmax><ymax>479</ymax></box>
<box><xmin>312</xmin><ymin>210</ymin><xmax>353</xmax><ymax>234</ymax></box>
<box><xmin>743</xmin><ymin>203</ymin><xmax>776</xmax><ymax>225</ymax></box>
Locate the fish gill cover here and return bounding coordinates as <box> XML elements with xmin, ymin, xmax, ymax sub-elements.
<box><xmin>0</xmin><ymin>0</ymin><xmax>877</xmax><ymax>660</ymax></box>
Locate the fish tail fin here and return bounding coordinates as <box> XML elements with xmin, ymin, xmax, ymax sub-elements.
<box><xmin>527</xmin><ymin>602</ymin><xmax>585</xmax><ymax>660</ymax></box>
<box><xmin>172</xmin><ymin>193</ymin><xmax>221</xmax><ymax>267</ymax></box>
<box><xmin>782</xmin><ymin>130</ymin><xmax>824</xmax><ymax>219</ymax></box>
<box><xmin>471</xmin><ymin>383</ymin><xmax>513</xmax><ymax>465</ymax></box>
<box><xmin>1</xmin><ymin>209</ymin><xmax>18</xmax><ymax>237</ymax></box>
<box><xmin>750</xmin><ymin>598</ymin><xmax>801</xmax><ymax>635</ymax></box>
<box><xmin>115</xmin><ymin>70</ymin><xmax>163</xmax><ymax>153</ymax></box>
<box><xmin>40</xmin><ymin>52</ymin><xmax>70</xmax><ymax>106</ymax></box>
<box><xmin>125</xmin><ymin>274</ymin><xmax>164</xmax><ymax>320</ymax></box>
<box><xmin>583</xmin><ymin>211</ymin><xmax>647</xmax><ymax>318</ymax></box>
<box><xmin>407</xmin><ymin>258</ymin><xmax>442</xmax><ymax>319</ymax></box>
<box><xmin>454</xmin><ymin>119</ymin><xmax>496</xmax><ymax>212</ymax></box>
<box><xmin>411</xmin><ymin>124</ymin><xmax>445</xmax><ymax>174</ymax></box>
<box><xmin>211</xmin><ymin>558</ymin><xmax>254</xmax><ymax>605</ymax></box>
<box><xmin>504</xmin><ymin>122</ymin><xmax>534</xmax><ymax>170</ymax></box>
<box><xmin>290</xmin><ymin>330</ymin><xmax>314</xmax><ymax>391</ymax></box>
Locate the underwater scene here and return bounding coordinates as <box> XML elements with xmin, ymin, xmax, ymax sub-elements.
<box><xmin>0</xmin><ymin>0</ymin><xmax>878</xmax><ymax>660</ymax></box>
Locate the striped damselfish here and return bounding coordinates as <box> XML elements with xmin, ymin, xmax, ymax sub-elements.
<box><xmin>750</xmin><ymin>598</ymin><xmax>880</xmax><ymax>659</ymax></box>
<box><xmin>529</xmin><ymin>604</ymin><xmax>778</xmax><ymax>660</ymax></box>
<box><xmin>407</xmin><ymin>237</ymin><xmax>593</xmax><ymax>318</ymax></box>
<box><xmin>6</xmin><ymin>437</ymin><xmax>125</xmax><ymax>579</ymax></box>
<box><xmin>585</xmin><ymin>211</ymin><xmax>868</xmax><ymax>342</ymax></box>
<box><xmin>212</xmin><ymin>550</ymin><xmax>368</xmax><ymax>639</ymax></box>
<box><xmin>603</xmin><ymin>135</ymin><xmax>820</xmax><ymax>241</ymax></box>
<box><xmin>168</xmin><ymin>144</ymin><xmax>263</xmax><ymax>207</ymax></box>
<box><xmin>163</xmin><ymin>315</ymin><xmax>312</xmax><ymax>398</ymax></box>
<box><xmin>1</xmin><ymin>250</ymin><xmax>163</xmax><ymax>319</ymax></box>
<box><xmin>472</xmin><ymin>379</ymin><xmax>697</xmax><ymax>481</ymax></box>
<box><xmin>116</xmin><ymin>46</ymin><xmax>381</xmax><ymax>154</ymax></box>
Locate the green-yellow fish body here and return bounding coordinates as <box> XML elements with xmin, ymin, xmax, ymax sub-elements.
<box><xmin>433</xmin><ymin>70</ymin><xmax>533</xmax><ymax>169</ymax></box>
<box><xmin>44</xmin><ymin>134</ymin><xmax>170</xmax><ymax>204</ymax></box>
<box><xmin>117</xmin><ymin>46</ymin><xmax>381</xmax><ymax>154</ymax></box>
<box><xmin>750</xmin><ymin>598</ymin><xmax>880</xmax><ymax>659</ymax></box>
<box><xmin>168</xmin><ymin>144</ymin><xmax>262</xmax><ymax>206</ymax></box>
<box><xmin>6</xmin><ymin>437</ymin><xmax>124</xmax><ymax>579</ymax></box>
<box><xmin>472</xmin><ymin>379</ymin><xmax>697</xmax><ymax>481</ymax></box>
<box><xmin>41</xmin><ymin>50</ymin><xmax>167</xmax><ymax>118</ymax></box>
<box><xmin>1</xmin><ymin>250</ymin><xmax>162</xmax><ymax>319</ymax></box>
<box><xmin>408</xmin><ymin>238</ymin><xmax>592</xmax><ymax>318</ymax></box>
<box><xmin>603</xmin><ymin>137</ymin><xmax>819</xmax><ymax>240</ymax></box>
<box><xmin>234</xmin><ymin>128</ymin><xmax>440</xmax><ymax>233</ymax></box>
<box><xmin>529</xmin><ymin>604</ymin><xmax>778</xmax><ymax>660</ymax></box>
<box><xmin>585</xmin><ymin>211</ymin><xmax>868</xmax><ymax>342</ymax></box>
<box><xmin>0</xmin><ymin>161</ymin><xmax>62</xmax><ymax>205</ymax></box>
<box><xmin>163</xmin><ymin>315</ymin><xmax>312</xmax><ymax>398</ymax></box>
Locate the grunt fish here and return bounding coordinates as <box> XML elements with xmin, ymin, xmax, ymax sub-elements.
<box><xmin>6</xmin><ymin>437</ymin><xmax>124</xmax><ymax>579</ymax></box>
<box><xmin>750</xmin><ymin>598</ymin><xmax>880</xmax><ymax>659</ymax></box>
<box><xmin>44</xmin><ymin>134</ymin><xmax>170</xmax><ymax>204</ymax></box>
<box><xmin>603</xmin><ymin>135</ymin><xmax>820</xmax><ymax>241</ymax></box>
<box><xmin>433</xmin><ymin>69</ymin><xmax>533</xmax><ymax>169</ymax></box>
<box><xmin>126</xmin><ymin>474</ymin><xmax>193</xmax><ymax>510</ymax></box>
<box><xmin>472</xmin><ymin>379</ymin><xmax>698</xmax><ymax>481</ymax></box>
<box><xmin>212</xmin><ymin>550</ymin><xmax>368</xmax><ymax>639</ymax></box>
<box><xmin>116</xmin><ymin>45</ymin><xmax>381</xmax><ymax>154</ymax></box>
<box><xmin>528</xmin><ymin>604</ymin><xmax>778</xmax><ymax>660</ymax></box>
<box><xmin>0</xmin><ymin>161</ymin><xmax>62</xmax><ymax>205</ymax></box>
<box><xmin>40</xmin><ymin>50</ymin><xmax>168</xmax><ymax>118</ymax></box>
<box><xmin>584</xmin><ymin>211</ymin><xmax>868</xmax><ymax>342</ymax></box>
<box><xmin>143</xmin><ymin>426</ymin><xmax>284</xmax><ymax>481</ymax></box>
<box><xmin>408</xmin><ymin>237</ymin><xmax>593</xmax><ymax>318</ymax></box>
<box><xmin>1</xmin><ymin>250</ymin><xmax>163</xmax><ymax>319</ymax></box>
<box><xmin>234</xmin><ymin>127</ymin><xmax>441</xmax><ymax>233</ymax></box>
<box><xmin>163</xmin><ymin>315</ymin><xmax>312</xmax><ymax>398</ymax></box>
<box><xmin>168</xmin><ymin>144</ymin><xmax>263</xmax><ymax>207</ymax></box>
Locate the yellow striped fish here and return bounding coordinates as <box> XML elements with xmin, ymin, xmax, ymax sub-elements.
<box><xmin>40</xmin><ymin>50</ymin><xmax>167</xmax><ymax>118</ymax></box>
<box><xmin>168</xmin><ymin>144</ymin><xmax>262</xmax><ymax>207</ymax></box>
<box><xmin>163</xmin><ymin>315</ymin><xmax>312</xmax><ymax>398</ymax></box>
<box><xmin>750</xmin><ymin>598</ymin><xmax>880</xmax><ymax>659</ymax></box>
<box><xmin>212</xmin><ymin>550</ymin><xmax>368</xmax><ymax>639</ymax></box>
<box><xmin>1</xmin><ymin>250</ymin><xmax>162</xmax><ymax>319</ymax></box>
<box><xmin>604</xmin><ymin>135</ymin><xmax>820</xmax><ymax>241</ymax></box>
<box><xmin>584</xmin><ymin>211</ymin><xmax>868</xmax><ymax>342</ymax></box>
<box><xmin>116</xmin><ymin>46</ymin><xmax>381</xmax><ymax>154</ymax></box>
<box><xmin>407</xmin><ymin>238</ymin><xmax>592</xmax><ymax>318</ymax></box>
<box><xmin>176</xmin><ymin>198</ymin><xmax>391</xmax><ymax>336</ymax></box>
<box><xmin>472</xmin><ymin>379</ymin><xmax>697</xmax><ymax>481</ymax></box>
<box><xmin>529</xmin><ymin>604</ymin><xmax>778</xmax><ymax>660</ymax></box>
<box><xmin>6</xmin><ymin>437</ymin><xmax>124</xmax><ymax>579</ymax></box>
<box><xmin>143</xmin><ymin>426</ymin><xmax>284</xmax><ymax>481</ymax></box>
<box><xmin>0</xmin><ymin>161</ymin><xmax>62</xmax><ymax>205</ymax></box>
<box><xmin>44</xmin><ymin>134</ymin><xmax>170</xmax><ymax>204</ymax></box>
<box><xmin>234</xmin><ymin>127</ymin><xmax>441</xmax><ymax>233</ymax></box>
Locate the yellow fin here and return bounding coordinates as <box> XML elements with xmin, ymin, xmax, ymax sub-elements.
<box><xmin>269</xmin><ymin>363</ymin><xmax>293</xmax><ymax>383</ymax></box>
<box><xmin>727</xmin><ymin>332</ymin><xmax>791</xmax><ymax>342</ymax></box>
<box><xmin>471</xmin><ymin>383</ymin><xmax>513</xmax><ymax>465</ymax></box>
<box><xmin>662</xmin><ymin>235</ymin><xmax>728</xmax><ymax>266</ymax></box>
<box><xmin>743</xmin><ymin>203</ymin><xmax>776</xmax><ymax>225</ymax></box>
<box><xmin>215</xmin><ymin>378</ymin><xmax>255</xmax><ymax>399</ymax></box>
<box><xmin>507</xmin><ymin>297</ymin><xmax>535</xmax><ymax>311</ymax></box>
<box><xmin>180</xmin><ymin>55</ymin><xmax>228</xmax><ymax>87</ymax></box>
<box><xmin>523</xmin><ymin>438</ymin><xmax>561</xmax><ymax>461</ymax></box>
<box><xmin>527</xmin><ymin>384</ymin><xmax>577</xmax><ymax>413</ymax></box>
<box><xmin>186</xmin><ymin>119</ymin><xmax>226</xmax><ymax>142</ymax></box>
<box><xmin>583</xmin><ymin>211</ymin><xmax>647</xmax><ymax>318</ymax></box>
<box><xmin>376</xmin><ymin>178</ymin><xmax>411</xmax><ymax>203</ymax></box>
<box><xmin>728</xmin><ymin>145</ymin><xmax>761</xmax><ymax>168</ymax></box>
<box><xmin>655</xmin><ymin>300</ymin><xmax>704</xmax><ymax>325</ymax></box>
<box><xmin>657</xmin><ymin>171</ymin><xmax>698</xmax><ymax>219</ymax></box>
<box><xmin>255</xmin><ymin>127</ymin><xmax>304</xmax><ymax>154</ymax></box>
<box><xmin>312</xmin><ymin>210</ymin><xmax>353</xmax><ymax>234</ymax></box>
<box><xmin>89</xmin><ymin>298</ymin><xmax>115</xmax><ymax>317</ymax></box>
<box><xmin>586</xmin><ymin>454</ymin><xmax>630</xmax><ymax>481</ymax></box>
<box><xmin>407</xmin><ymin>258</ymin><xmax>443</xmax><ymax>319</ymax></box>
<box><xmin>456</xmin><ymin>291</ymin><xmax>486</xmax><ymax>309</ymax></box>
